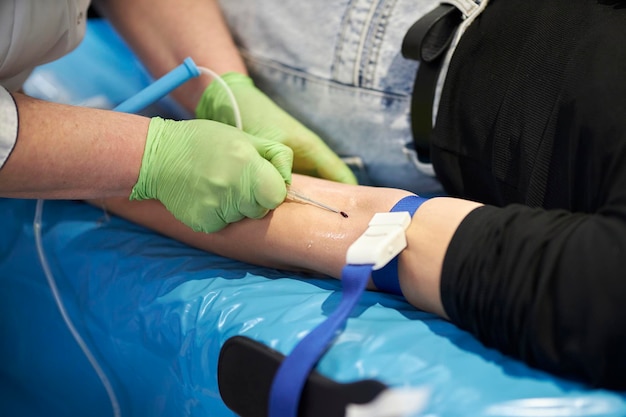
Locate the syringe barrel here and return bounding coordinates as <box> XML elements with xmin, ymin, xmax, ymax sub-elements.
<box><xmin>113</xmin><ymin>57</ymin><xmax>200</xmax><ymax>113</ymax></box>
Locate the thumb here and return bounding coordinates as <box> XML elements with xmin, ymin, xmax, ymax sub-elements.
<box><xmin>248</xmin><ymin>135</ymin><xmax>294</xmax><ymax>184</ymax></box>
<box><xmin>244</xmin><ymin>159</ymin><xmax>288</xmax><ymax>217</ymax></box>
<box><xmin>304</xmin><ymin>142</ymin><xmax>358</xmax><ymax>184</ymax></box>
<box><xmin>314</xmin><ymin>152</ymin><xmax>358</xmax><ymax>184</ymax></box>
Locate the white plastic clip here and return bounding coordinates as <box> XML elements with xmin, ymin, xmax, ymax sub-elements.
<box><xmin>346</xmin><ymin>212</ymin><xmax>411</xmax><ymax>270</ymax></box>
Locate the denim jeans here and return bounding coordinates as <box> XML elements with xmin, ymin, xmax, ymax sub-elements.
<box><xmin>217</xmin><ymin>0</ymin><xmax>446</xmax><ymax>195</ymax></box>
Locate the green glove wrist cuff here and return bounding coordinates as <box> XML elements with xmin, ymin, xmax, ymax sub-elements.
<box><xmin>129</xmin><ymin>117</ymin><xmax>166</xmax><ymax>202</ymax></box>
<box><xmin>195</xmin><ymin>72</ymin><xmax>254</xmax><ymax>122</ymax></box>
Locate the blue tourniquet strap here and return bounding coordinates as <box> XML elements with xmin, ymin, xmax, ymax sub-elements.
<box><xmin>268</xmin><ymin>195</ymin><xmax>427</xmax><ymax>417</ymax></box>
<box><xmin>268</xmin><ymin>264</ymin><xmax>373</xmax><ymax>417</ymax></box>
<box><xmin>371</xmin><ymin>196</ymin><xmax>428</xmax><ymax>295</ymax></box>
<box><xmin>389</xmin><ymin>195</ymin><xmax>427</xmax><ymax>217</ymax></box>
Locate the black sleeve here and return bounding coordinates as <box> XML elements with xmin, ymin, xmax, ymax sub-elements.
<box><xmin>441</xmin><ymin>204</ymin><xmax>626</xmax><ymax>389</ymax></box>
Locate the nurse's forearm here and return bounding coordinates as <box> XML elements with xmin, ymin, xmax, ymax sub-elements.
<box><xmin>95</xmin><ymin>0</ymin><xmax>247</xmax><ymax>112</ymax></box>
<box><xmin>0</xmin><ymin>93</ymin><xmax>146</xmax><ymax>199</ymax></box>
<box><xmin>95</xmin><ymin>175</ymin><xmax>482</xmax><ymax>318</ymax></box>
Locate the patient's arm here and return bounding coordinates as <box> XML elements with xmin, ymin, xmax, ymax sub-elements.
<box><xmin>91</xmin><ymin>174</ymin><xmax>482</xmax><ymax>318</ymax></box>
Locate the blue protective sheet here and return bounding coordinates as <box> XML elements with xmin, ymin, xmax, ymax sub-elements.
<box><xmin>1</xmin><ymin>19</ymin><xmax>626</xmax><ymax>417</ymax></box>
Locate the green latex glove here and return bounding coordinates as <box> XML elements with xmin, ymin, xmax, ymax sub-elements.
<box><xmin>130</xmin><ymin>117</ymin><xmax>293</xmax><ymax>233</ymax></box>
<box><xmin>195</xmin><ymin>72</ymin><xmax>357</xmax><ymax>185</ymax></box>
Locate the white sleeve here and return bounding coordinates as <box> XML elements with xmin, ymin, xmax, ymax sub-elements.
<box><xmin>0</xmin><ymin>0</ymin><xmax>91</xmax><ymax>91</ymax></box>
<box><xmin>0</xmin><ymin>86</ymin><xmax>18</xmax><ymax>169</ymax></box>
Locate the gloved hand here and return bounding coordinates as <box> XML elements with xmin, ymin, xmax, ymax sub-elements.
<box><xmin>195</xmin><ymin>72</ymin><xmax>358</xmax><ymax>185</ymax></box>
<box><xmin>130</xmin><ymin>117</ymin><xmax>293</xmax><ymax>233</ymax></box>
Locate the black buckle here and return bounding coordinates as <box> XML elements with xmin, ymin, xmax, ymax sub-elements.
<box><xmin>218</xmin><ymin>336</ymin><xmax>387</xmax><ymax>417</ymax></box>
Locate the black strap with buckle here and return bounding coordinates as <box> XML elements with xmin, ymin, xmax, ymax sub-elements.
<box><xmin>402</xmin><ymin>4</ymin><xmax>463</xmax><ymax>164</ymax></box>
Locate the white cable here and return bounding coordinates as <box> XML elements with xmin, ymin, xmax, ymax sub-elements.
<box><xmin>197</xmin><ymin>66</ymin><xmax>243</xmax><ymax>130</ymax></box>
<box><xmin>34</xmin><ymin>199</ymin><xmax>121</xmax><ymax>417</ymax></box>
<box><xmin>29</xmin><ymin>61</ymin><xmax>243</xmax><ymax>417</ymax></box>
<box><xmin>30</xmin><ymin>63</ymin><xmax>243</xmax><ymax>417</ymax></box>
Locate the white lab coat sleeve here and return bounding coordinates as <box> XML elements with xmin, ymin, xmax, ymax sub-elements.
<box><xmin>0</xmin><ymin>0</ymin><xmax>91</xmax><ymax>91</ymax></box>
<box><xmin>0</xmin><ymin>86</ymin><xmax>18</xmax><ymax>169</ymax></box>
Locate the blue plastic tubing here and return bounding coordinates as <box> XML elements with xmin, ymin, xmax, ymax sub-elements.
<box><xmin>113</xmin><ymin>57</ymin><xmax>200</xmax><ymax>113</ymax></box>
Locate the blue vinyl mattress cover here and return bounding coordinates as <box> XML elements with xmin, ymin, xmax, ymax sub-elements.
<box><xmin>2</xmin><ymin>198</ymin><xmax>625</xmax><ymax>417</ymax></box>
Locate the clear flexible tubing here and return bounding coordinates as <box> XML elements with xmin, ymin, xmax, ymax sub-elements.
<box><xmin>32</xmin><ymin>60</ymin><xmax>243</xmax><ymax>417</ymax></box>
<box><xmin>34</xmin><ymin>199</ymin><xmax>122</xmax><ymax>417</ymax></box>
<box><xmin>197</xmin><ymin>66</ymin><xmax>243</xmax><ymax>130</ymax></box>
